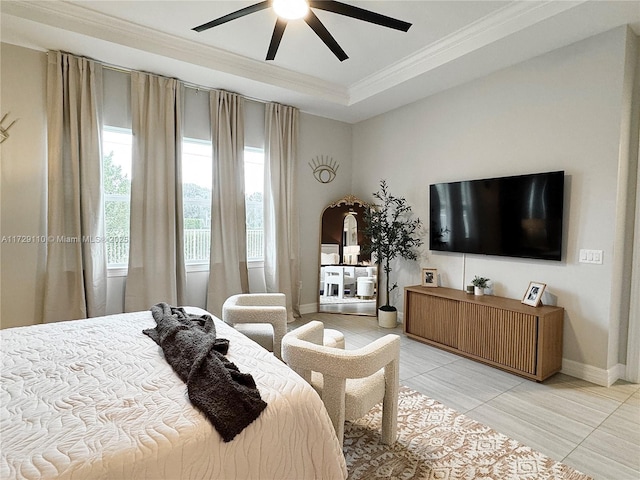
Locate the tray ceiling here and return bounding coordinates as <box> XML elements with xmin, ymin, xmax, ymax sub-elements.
<box><xmin>2</xmin><ymin>0</ymin><xmax>639</xmax><ymax>123</ymax></box>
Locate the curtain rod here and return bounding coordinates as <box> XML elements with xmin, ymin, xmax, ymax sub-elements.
<box><xmin>47</xmin><ymin>51</ymin><xmax>268</xmax><ymax>105</ymax></box>
<box><xmin>50</xmin><ymin>50</ymin><xmax>295</xmax><ymax>108</ymax></box>
<box><xmin>101</xmin><ymin>63</ymin><xmax>269</xmax><ymax>105</ymax></box>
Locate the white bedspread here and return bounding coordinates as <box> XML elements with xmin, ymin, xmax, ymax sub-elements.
<box><xmin>0</xmin><ymin>308</ymin><xmax>347</xmax><ymax>480</ymax></box>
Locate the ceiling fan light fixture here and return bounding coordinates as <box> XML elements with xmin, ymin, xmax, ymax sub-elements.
<box><xmin>272</xmin><ymin>0</ymin><xmax>309</xmax><ymax>20</ymax></box>
<box><xmin>192</xmin><ymin>1</ymin><xmax>411</xmax><ymax>62</ymax></box>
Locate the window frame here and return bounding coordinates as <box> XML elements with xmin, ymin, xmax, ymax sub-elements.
<box><xmin>104</xmin><ymin>133</ymin><xmax>265</xmax><ymax>276</ymax></box>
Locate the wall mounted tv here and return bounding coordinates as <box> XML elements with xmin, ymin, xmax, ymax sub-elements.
<box><xmin>429</xmin><ymin>171</ymin><xmax>564</xmax><ymax>261</ymax></box>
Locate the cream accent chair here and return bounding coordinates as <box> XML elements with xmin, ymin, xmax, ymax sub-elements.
<box><xmin>222</xmin><ymin>293</ymin><xmax>287</xmax><ymax>360</ymax></box>
<box><xmin>222</xmin><ymin>294</ymin><xmax>344</xmax><ymax>359</ymax></box>
<box><xmin>282</xmin><ymin>321</ymin><xmax>400</xmax><ymax>447</ymax></box>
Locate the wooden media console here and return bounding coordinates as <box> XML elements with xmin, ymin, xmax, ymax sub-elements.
<box><xmin>403</xmin><ymin>286</ymin><xmax>564</xmax><ymax>381</ymax></box>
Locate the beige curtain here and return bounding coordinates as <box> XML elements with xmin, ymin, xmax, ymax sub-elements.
<box><xmin>43</xmin><ymin>51</ymin><xmax>107</xmax><ymax>322</ymax></box>
<box><xmin>264</xmin><ymin>103</ymin><xmax>301</xmax><ymax>321</ymax></box>
<box><xmin>124</xmin><ymin>72</ymin><xmax>186</xmax><ymax>312</ymax></box>
<box><xmin>206</xmin><ymin>90</ymin><xmax>249</xmax><ymax>317</ymax></box>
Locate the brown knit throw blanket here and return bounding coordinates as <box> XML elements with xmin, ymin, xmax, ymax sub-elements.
<box><xmin>143</xmin><ymin>303</ymin><xmax>267</xmax><ymax>442</ymax></box>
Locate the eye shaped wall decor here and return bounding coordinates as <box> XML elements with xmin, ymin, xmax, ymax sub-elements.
<box><xmin>309</xmin><ymin>155</ymin><xmax>339</xmax><ymax>183</ymax></box>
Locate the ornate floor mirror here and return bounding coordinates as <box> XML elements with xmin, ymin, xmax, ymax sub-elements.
<box><xmin>318</xmin><ymin>195</ymin><xmax>378</xmax><ymax>316</ymax></box>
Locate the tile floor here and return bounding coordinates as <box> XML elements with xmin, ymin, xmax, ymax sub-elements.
<box><xmin>290</xmin><ymin>312</ymin><xmax>640</xmax><ymax>480</ymax></box>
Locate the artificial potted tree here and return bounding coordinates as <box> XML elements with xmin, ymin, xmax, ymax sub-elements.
<box><xmin>363</xmin><ymin>180</ymin><xmax>423</xmax><ymax>328</ymax></box>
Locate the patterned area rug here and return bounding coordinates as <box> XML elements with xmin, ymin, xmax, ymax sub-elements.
<box><xmin>343</xmin><ymin>387</ymin><xmax>593</xmax><ymax>480</ymax></box>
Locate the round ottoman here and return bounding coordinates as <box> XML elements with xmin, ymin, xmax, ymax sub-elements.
<box><xmin>357</xmin><ymin>277</ymin><xmax>375</xmax><ymax>298</ymax></box>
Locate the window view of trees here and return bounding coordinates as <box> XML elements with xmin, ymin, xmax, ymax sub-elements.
<box><xmin>102</xmin><ymin>128</ymin><xmax>264</xmax><ymax>267</ymax></box>
<box><xmin>103</xmin><ymin>129</ymin><xmax>132</xmax><ymax>266</ymax></box>
<box><xmin>183</xmin><ymin>183</ymin><xmax>211</xmax><ymax>230</ymax></box>
<box><xmin>245</xmin><ymin>191</ymin><xmax>263</xmax><ymax>260</ymax></box>
<box><xmin>182</xmin><ymin>139</ymin><xmax>213</xmax><ymax>264</ymax></box>
<box><xmin>104</xmin><ymin>152</ymin><xmax>131</xmax><ymax>264</ymax></box>
<box><xmin>244</xmin><ymin>148</ymin><xmax>265</xmax><ymax>261</ymax></box>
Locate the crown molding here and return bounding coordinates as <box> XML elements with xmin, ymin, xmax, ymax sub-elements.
<box><xmin>1</xmin><ymin>0</ymin><xmax>350</xmax><ymax>105</ymax></box>
<box><xmin>2</xmin><ymin>0</ymin><xmax>598</xmax><ymax>113</ymax></box>
<box><xmin>349</xmin><ymin>0</ymin><xmax>586</xmax><ymax>105</ymax></box>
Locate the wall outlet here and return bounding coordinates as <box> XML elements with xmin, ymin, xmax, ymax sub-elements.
<box><xmin>579</xmin><ymin>249</ymin><xmax>603</xmax><ymax>264</ymax></box>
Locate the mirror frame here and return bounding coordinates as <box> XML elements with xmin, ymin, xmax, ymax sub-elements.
<box><xmin>318</xmin><ymin>195</ymin><xmax>378</xmax><ymax>316</ymax></box>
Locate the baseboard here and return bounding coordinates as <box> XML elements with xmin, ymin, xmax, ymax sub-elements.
<box><xmin>298</xmin><ymin>303</ymin><xmax>406</xmax><ymax>324</ymax></box>
<box><xmin>298</xmin><ymin>302</ymin><xmax>317</xmax><ymax>316</ymax></box>
<box><xmin>561</xmin><ymin>358</ymin><xmax>626</xmax><ymax>387</ymax></box>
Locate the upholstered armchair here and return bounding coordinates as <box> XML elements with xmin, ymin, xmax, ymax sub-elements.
<box><xmin>282</xmin><ymin>321</ymin><xmax>400</xmax><ymax>447</ymax></box>
<box><xmin>222</xmin><ymin>293</ymin><xmax>288</xmax><ymax>360</ymax></box>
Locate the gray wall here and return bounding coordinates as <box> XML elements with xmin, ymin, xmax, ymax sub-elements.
<box><xmin>351</xmin><ymin>26</ymin><xmax>639</xmax><ymax>383</ymax></box>
<box><xmin>297</xmin><ymin>112</ymin><xmax>353</xmax><ymax>310</ymax></box>
<box><xmin>1</xmin><ymin>44</ymin><xmax>47</xmax><ymax>329</ymax></box>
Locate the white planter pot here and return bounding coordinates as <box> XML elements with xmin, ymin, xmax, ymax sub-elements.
<box><xmin>474</xmin><ymin>286</ymin><xmax>485</xmax><ymax>296</ymax></box>
<box><xmin>378</xmin><ymin>308</ymin><xmax>398</xmax><ymax>328</ymax></box>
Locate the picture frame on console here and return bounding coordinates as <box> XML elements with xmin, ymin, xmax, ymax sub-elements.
<box><xmin>522</xmin><ymin>281</ymin><xmax>546</xmax><ymax>307</ymax></box>
<box><xmin>422</xmin><ymin>268</ymin><xmax>438</xmax><ymax>287</ymax></box>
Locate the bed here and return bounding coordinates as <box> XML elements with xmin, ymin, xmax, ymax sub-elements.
<box><xmin>0</xmin><ymin>307</ymin><xmax>348</xmax><ymax>480</ymax></box>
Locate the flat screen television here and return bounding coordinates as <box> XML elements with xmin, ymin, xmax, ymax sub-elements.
<box><xmin>429</xmin><ymin>171</ymin><xmax>564</xmax><ymax>261</ymax></box>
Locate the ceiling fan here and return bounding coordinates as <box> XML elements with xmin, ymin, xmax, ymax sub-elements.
<box><xmin>192</xmin><ymin>0</ymin><xmax>412</xmax><ymax>62</ymax></box>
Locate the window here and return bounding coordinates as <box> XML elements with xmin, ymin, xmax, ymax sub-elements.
<box><xmin>182</xmin><ymin>138</ymin><xmax>213</xmax><ymax>265</ymax></box>
<box><xmin>182</xmin><ymin>142</ymin><xmax>264</xmax><ymax>264</ymax></box>
<box><xmin>245</xmin><ymin>148</ymin><xmax>264</xmax><ymax>261</ymax></box>
<box><xmin>103</xmin><ymin>132</ymin><xmax>264</xmax><ymax>268</ymax></box>
<box><xmin>103</xmin><ymin>126</ymin><xmax>132</xmax><ymax>267</ymax></box>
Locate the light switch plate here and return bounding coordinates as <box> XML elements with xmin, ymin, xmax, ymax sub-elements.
<box><xmin>579</xmin><ymin>249</ymin><xmax>603</xmax><ymax>264</ymax></box>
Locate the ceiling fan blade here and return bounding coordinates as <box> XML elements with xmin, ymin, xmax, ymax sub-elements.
<box><xmin>304</xmin><ymin>10</ymin><xmax>348</xmax><ymax>61</ymax></box>
<box><xmin>193</xmin><ymin>1</ymin><xmax>270</xmax><ymax>32</ymax></box>
<box><xmin>266</xmin><ymin>18</ymin><xmax>288</xmax><ymax>60</ymax></box>
<box><xmin>309</xmin><ymin>0</ymin><xmax>412</xmax><ymax>32</ymax></box>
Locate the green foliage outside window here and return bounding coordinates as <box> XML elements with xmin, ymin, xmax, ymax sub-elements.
<box><xmin>103</xmin><ymin>151</ymin><xmax>130</xmax><ymax>240</ymax></box>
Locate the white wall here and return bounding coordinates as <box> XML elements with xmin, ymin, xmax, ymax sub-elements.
<box><xmin>0</xmin><ymin>44</ymin><xmax>47</xmax><ymax>328</ymax></box>
<box><xmin>297</xmin><ymin>112</ymin><xmax>353</xmax><ymax>312</ymax></box>
<box><xmin>352</xmin><ymin>27</ymin><xmax>638</xmax><ymax>382</ymax></box>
